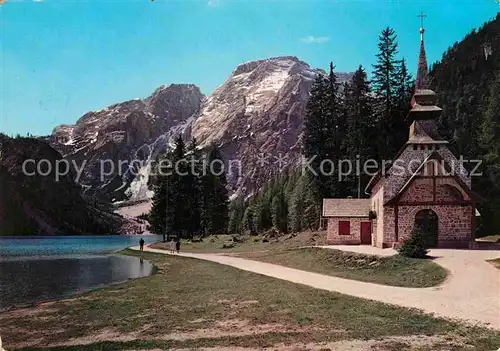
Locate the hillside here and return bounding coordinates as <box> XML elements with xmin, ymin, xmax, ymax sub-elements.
<box><xmin>0</xmin><ymin>134</ymin><xmax>124</xmax><ymax>235</ymax></box>
<box><xmin>430</xmin><ymin>12</ymin><xmax>500</xmax><ymax>234</ymax></box>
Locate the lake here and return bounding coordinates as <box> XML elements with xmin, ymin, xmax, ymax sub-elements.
<box><xmin>0</xmin><ymin>235</ymin><xmax>162</xmax><ymax>309</ymax></box>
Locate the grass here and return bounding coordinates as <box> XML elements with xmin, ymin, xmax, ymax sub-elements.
<box><xmin>150</xmin><ymin>231</ymin><xmax>327</xmax><ymax>253</ymax></box>
<box><xmin>239</xmin><ymin>247</ymin><xmax>449</xmax><ymax>288</ymax></box>
<box><xmin>152</xmin><ymin>232</ymin><xmax>447</xmax><ymax>287</ymax></box>
<box><xmin>2</xmin><ymin>250</ymin><xmax>499</xmax><ymax>351</ymax></box>
<box><xmin>477</xmin><ymin>235</ymin><xmax>500</xmax><ymax>242</ymax></box>
<box><xmin>488</xmin><ymin>258</ymin><xmax>500</xmax><ymax>269</ymax></box>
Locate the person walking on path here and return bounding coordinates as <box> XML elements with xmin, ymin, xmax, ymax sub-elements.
<box><xmin>175</xmin><ymin>237</ymin><xmax>181</xmax><ymax>254</ymax></box>
<box><xmin>169</xmin><ymin>238</ymin><xmax>176</xmax><ymax>254</ymax></box>
<box><xmin>139</xmin><ymin>238</ymin><xmax>145</xmax><ymax>252</ymax></box>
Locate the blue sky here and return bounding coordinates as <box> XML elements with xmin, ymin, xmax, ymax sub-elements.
<box><xmin>1</xmin><ymin>0</ymin><xmax>499</xmax><ymax>136</ymax></box>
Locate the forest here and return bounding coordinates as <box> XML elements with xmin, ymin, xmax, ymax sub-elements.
<box><xmin>228</xmin><ymin>26</ymin><xmax>414</xmax><ymax>235</ymax></box>
<box><xmin>148</xmin><ymin>14</ymin><xmax>500</xmax><ymax>238</ymax></box>
<box><xmin>229</xmin><ymin>14</ymin><xmax>500</xmax><ymax>237</ymax></box>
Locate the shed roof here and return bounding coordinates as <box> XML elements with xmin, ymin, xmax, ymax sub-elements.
<box><xmin>322</xmin><ymin>198</ymin><xmax>371</xmax><ymax>218</ymax></box>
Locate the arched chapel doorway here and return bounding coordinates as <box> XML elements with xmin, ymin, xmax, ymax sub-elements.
<box><xmin>414</xmin><ymin>209</ymin><xmax>438</xmax><ymax>247</ymax></box>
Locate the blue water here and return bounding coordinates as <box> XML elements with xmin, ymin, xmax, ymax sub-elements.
<box><xmin>0</xmin><ymin>235</ymin><xmax>162</xmax><ymax>309</ymax></box>
<box><xmin>0</xmin><ymin>235</ymin><xmax>162</xmax><ymax>257</ymax></box>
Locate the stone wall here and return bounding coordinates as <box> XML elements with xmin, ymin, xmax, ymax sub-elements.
<box><xmin>371</xmin><ymin>186</ymin><xmax>385</xmax><ymax>247</ymax></box>
<box><xmin>382</xmin><ymin>206</ymin><xmax>396</xmax><ymax>248</ymax></box>
<box><xmin>371</xmin><ymin>178</ymin><xmax>384</xmax><ymax>198</ymax></box>
<box><xmin>435</xmin><ymin>178</ymin><xmax>470</xmax><ymax>201</ymax></box>
<box><xmin>381</xmin><ymin>145</ymin><xmax>471</xmax><ymax>203</ymax></box>
<box><xmin>371</xmin><ymin>219</ymin><xmax>378</xmax><ymax>247</ymax></box>
<box><xmin>400</xmin><ymin>178</ymin><xmax>433</xmax><ymax>202</ymax></box>
<box><xmin>326</xmin><ymin>217</ymin><xmax>371</xmax><ymax>245</ymax></box>
<box><xmin>396</xmin><ymin>204</ymin><xmax>473</xmax><ymax>245</ymax></box>
<box><xmin>399</xmin><ymin>177</ymin><xmax>467</xmax><ymax>203</ymax></box>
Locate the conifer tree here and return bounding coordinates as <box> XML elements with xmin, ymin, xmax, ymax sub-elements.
<box><xmin>372</xmin><ymin>27</ymin><xmax>401</xmax><ymax>159</ymax></box>
<box><xmin>480</xmin><ymin>71</ymin><xmax>500</xmax><ymax>193</ymax></box>
<box><xmin>249</xmin><ymin>179</ymin><xmax>273</xmax><ymax>233</ymax></box>
<box><xmin>343</xmin><ymin>65</ymin><xmax>376</xmax><ymax>196</ymax></box>
<box><xmin>149</xmin><ymin>151</ymin><xmax>172</xmax><ymax>241</ymax></box>
<box><xmin>303</xmin><ymin>63</ymin><xmax>344</xmax><ymax>199</ymax></box>
<box><xmin>170</xmin><ymin>135</ymin><xmax>189</xmax><ymax>238</ymax></box>
<box><xmin>228</xmin><ymin>196</ymin><xmax>245</xmax><ymax>234</ymax></box>
<box><xmin>186</xmin><ymin>138</ymin><xmax>203</xmax><ymax>237</ymax></box>
<box><xmin>288</xmin><ymin>174</ymin><xmax>319</xmax><ymax>232</ymax></box>
<box><xmin>242</xmin><ymin>204</ymin><xmax>255</xmax><ymax>234</ymax></box>
<box><xmin>271</xmin><ymin>190</ymin><xmax>287</xmax><ymax>233</ymax></box>
<box><xmin>394</xmin><ymin>58</ymin><xmax>414</xmax><ymax>145</ymax></box>
<box><xmin>201</xmin><ymin>145</ymin><xmax>229</xmax><ymax>235</ymax></box>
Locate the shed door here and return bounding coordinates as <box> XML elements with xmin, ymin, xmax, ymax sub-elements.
<box><xmin>360</xmin><ymin>222</ymin><xmax>372</xmax><ymax>245</ymax></box>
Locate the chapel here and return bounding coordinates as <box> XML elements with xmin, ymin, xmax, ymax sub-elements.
<box><xmin>323</xmin><ymin>24</ymin><xmax>480</xmax><ymax>248</ymax></box>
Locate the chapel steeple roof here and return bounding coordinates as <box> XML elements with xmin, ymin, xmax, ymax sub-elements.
<box><xmin>415</xmin><ymin>21</ymin><xmax>430</xmax><ymax>90</ymax></box>
<box><xmin>407</xmin><ymin>16</ymin><xmax>445</xmax><ymax>142</ymax></box>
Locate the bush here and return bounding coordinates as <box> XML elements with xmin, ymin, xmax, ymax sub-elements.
<box><xmin>398</xmin><ymin>227</ymin><xmax>429</xmax><ymax>258</ymax></box>
<box><xmin>222</xmin><ymin>241</ymin><xmax>235</xmax><ymax>249</ymax></box>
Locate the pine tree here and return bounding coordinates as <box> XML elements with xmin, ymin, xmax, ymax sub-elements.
<box><xmin>186</xmin><ymin>138</ymin><xmax>203</xmax><ymax>238</ymax></box>
<box><xmin>394</xmin><ymin>58</ymin><xmax>413</xmax><ymax>146</ymax></box>
<box><xmin>372</xmin><ymin>27</ymin><xmax>401</xmax><ymax>159</ymax></box>
<box><xmin>242</xmin><ymin>204</ymin><xmax>255</xmax><ymax>235</ymax></box>
<box><xmin>288</xmin><ymin>175</ymin><xmax>319</xmax><ymax>232</ymax></box>
<box><xmin>271</xmin><ymin>190</ymin><xmax>287</xmax><ymax>233</ymax></box>
<box><xmin>170</xmin><ymin>135</ymin><xmax>189</xmax><ymax>238</ymax></box>
<box><xmin>480</xmin><ymin>71</ymin><xmax>500</xmax><ymax>198</ymax></box>
<box><xmin>149</xmin><ymin>150</ymin><xmax>174</xmax><ymax>241</ymax></box>
<box><xmin>201</xmin><ymin>145</ymin><xmax>229</xmax><ymax>235</ymax></box>
<box><xmin>303</xmin><ymin>63</ymin><xmax>344</xmax><ymax>199</ymax></box>
<box><xmin>343</xmin><ymin>65</ymin><xmax>376</xmax><ymax>197</ymax></box>
<box><xmin>228</xmin><ymin>196</ymin><xmax>245</xmax><ymax>234</ymax></box>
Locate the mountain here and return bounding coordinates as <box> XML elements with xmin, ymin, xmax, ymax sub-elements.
<box><xmin>50</xmin><ymin>84</ymin><xmax>204</xmax><ymax>201</ymax></box>
<box><xmin>49</xmin><ymin>56</ymin><xmax>350</xmax><ymax>201</ymax></box>
<box><xmin>0</xmin><ymin>134</ymin><xmax>124</xmax><ymax>235</ymax></box>
<box><xmin>193</xmin><ymin>56</ymin><xmax>351</xmax><ymax>194</ymax></box>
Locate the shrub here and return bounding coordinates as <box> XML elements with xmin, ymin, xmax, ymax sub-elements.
<box><xmin>398</xmin><ymin>227</ymin><xmax>429</xmax><ymax>258</ymax></box>
<box><xmin>222</xmin><ymin>241</ymin><xmax>235</xmax><ymax>249</ymax></box>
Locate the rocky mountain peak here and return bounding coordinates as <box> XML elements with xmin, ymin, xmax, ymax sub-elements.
<box><xmin>50</xmin><ymin>83</ymin><xmax>205</xmax><ymax>201</ymax></box>
<box><xmin>49</xmin><ymin>56</ymin><xmax>351</xmax><ymax>202</ymax></box>
<box><xmin>144</xmin><ymin>83</ymin><xmax>204</xmax><ymax>122</ymax></box>
<box><xmin>232</xmin><ymin>56</ymin><xmax>305</xmax><ymax>77</ymax></box>
<box><xmin>192</xmin><ymin>56</ymin><xmax>351</xmax><ymax>194</ymax></box>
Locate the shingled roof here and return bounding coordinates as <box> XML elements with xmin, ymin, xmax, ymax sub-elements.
<box><xmin>322</xmin><ymin>199</ymin><xmax>371</xmax><ymax>218</ymax></box>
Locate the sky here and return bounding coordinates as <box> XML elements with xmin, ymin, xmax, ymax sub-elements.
<box><xmin>1</xmin><ymin>0</ymin><xmax>499</xmax><ymax>136</ymax></box>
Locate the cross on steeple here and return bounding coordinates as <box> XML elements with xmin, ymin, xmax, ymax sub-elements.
<box><xmin>418</xmin><ymin>12</ymin><xmax>427</xmax><ymax>28</ymax></box>
<box><xmin>418</xmin><ymin>12</ymin><xmax>427</xmax><ymax>41</ymax></box>
<box><xmin>415</xmin><ymin>12</ymin><xmax>429</xmax><ymax>90</ymax></box>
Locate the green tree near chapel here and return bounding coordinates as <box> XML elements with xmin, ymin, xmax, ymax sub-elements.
<box><xmin>201</xmin><ymin>145</ymin><xmax>229</xmax><ymax>235</ymax></box>
<box><xmin>372</xmin><ymin>27</ymin><xmax>410</xmax><ymax>160</ymax></box>
<box><xmin>342</xmin><ymin>65</ymin><xmax>377</xmax><ymax>196</ymax></box>
<box><xmin>303</xmin><ymin>62</ymin><xmax>345</xmax><ymax>199</ymax></box>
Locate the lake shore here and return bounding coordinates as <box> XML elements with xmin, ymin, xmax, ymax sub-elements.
<box><xmin>2</xmin><ymin>249</ymin><xmax>500</xmax><ymax>351</ymax></box>
<box><xmin>0</xmin><ymin>237</ymin><xmax>160</xmax><ymax>311</ymax></box>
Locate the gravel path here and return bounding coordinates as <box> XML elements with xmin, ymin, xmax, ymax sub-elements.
<box><xmin>131</xmin><ymin>245</ymin><xmax>500</xmax><ymax>329</ymax></box>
